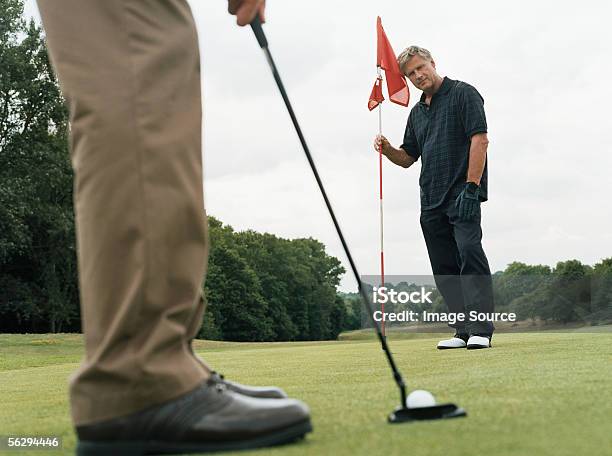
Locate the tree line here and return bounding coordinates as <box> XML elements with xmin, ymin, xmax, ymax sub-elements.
<box><xmin>489</xmin><ymin>259</ymin><xmax>612</xmax><ymax>325</ymax></box>
<box><xmin>199</xmin><ymin>218</ymin><xmax>360</xmax><ymax>341</ymax></box>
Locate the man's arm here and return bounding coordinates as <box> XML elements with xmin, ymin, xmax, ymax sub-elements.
<box><xmin>374</xmin><ymin>135</ymin><xmax>417</xmax><ymax>168</ymax></box>
<box><xmin>387</xmin><ymin>146</ymin><xmax>417</xmax><ymax>168</ymax></box>
<box><xmin>466</xmin><ymin>132</ymin><xmax>488</xmax><ymax>184</ymax></box>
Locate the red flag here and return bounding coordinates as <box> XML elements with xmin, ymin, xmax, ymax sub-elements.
<box><xmin>368</xmin><ymin>76</ymin><xmax>384</xmax><ymax>111</ymax></box>
<box><xmin>376</xmin><ymin>16</ymin><xmax>409</xmax><ymax>107</ymax></box>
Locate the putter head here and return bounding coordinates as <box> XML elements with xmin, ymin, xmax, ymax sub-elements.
<box><xmin>388</xmin><ymin>403</ymin><xmax>467</xmax><ymax>423</ymax></box>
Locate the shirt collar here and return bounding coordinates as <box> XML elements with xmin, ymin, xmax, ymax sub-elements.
<box><xmin>419</xmin><ymin>76</ymin><xmax>453</xmax><ymax>103</ymax></box>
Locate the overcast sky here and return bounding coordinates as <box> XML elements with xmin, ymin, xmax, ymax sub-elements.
<box><xmin>24</xmin><ymin>1</ymin><xmax>612</xmax><ymax>291</ymax></box>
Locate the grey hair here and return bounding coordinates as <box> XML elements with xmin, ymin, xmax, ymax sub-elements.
<box><xmin>397</xmin><ymin>46</ymin><xmax>433</xmax><ymax>73</ymax></box>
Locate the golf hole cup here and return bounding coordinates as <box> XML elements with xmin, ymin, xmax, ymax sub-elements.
<box><xmin>406</xmin><ymin>390</ymin><xmax>436</xmax><ymax>409</ymax></box>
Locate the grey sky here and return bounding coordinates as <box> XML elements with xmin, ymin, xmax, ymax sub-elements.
<box><xmin>24</xmin><ymin>1</ymin><xmax>612</xmax><ymax>291</ymax></box>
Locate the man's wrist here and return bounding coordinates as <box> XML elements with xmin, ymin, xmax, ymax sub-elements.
<box><xmin>465</xmin><ymin>181</ymin><xmax>480</xmax><ymax>197</ymax></box>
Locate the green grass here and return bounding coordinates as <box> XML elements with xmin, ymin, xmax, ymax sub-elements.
<box><xmin>1</xmin><ymin>332</ymin><xmax>611</xmax><ymax>455</ymax></box>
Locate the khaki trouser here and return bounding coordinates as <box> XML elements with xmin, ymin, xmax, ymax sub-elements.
<box><xmin>37</xmin><ymin>0</ymin><xmax>211</xmax><ymax>425</ymax></box>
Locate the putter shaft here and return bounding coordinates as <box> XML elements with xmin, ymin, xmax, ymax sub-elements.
<box><xmin>250</xmin><ymin>17</ymin><xmax>407</xmax><ymax>408</ymax></box>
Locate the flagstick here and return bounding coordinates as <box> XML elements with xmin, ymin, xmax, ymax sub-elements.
<box><xmin>377</xmin><ymin>70</ymin><xmax>386</xmax><ymax>340</ymax></box>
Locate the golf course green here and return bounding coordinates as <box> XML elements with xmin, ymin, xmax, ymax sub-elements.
<box><xmin>1</xmin><ymin>330</ymin><xmax>611</xmax><ymax>456</ymax></box>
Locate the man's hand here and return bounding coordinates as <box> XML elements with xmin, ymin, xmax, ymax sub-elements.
<box><xmin>373</xmin><ymin>135</ymin><xmax>416</xmax><ymax>168</ymax></box>
<box><xmin>373</xmin><ymin>134</ymin><xmax>392</xmax><ymax>156</ymax></box>
<box><xmin>455</xmin><ymin>182</ymin><xmax>481</xmax><ymax>221</ymax></box>
<box><xmin>228</xmin><ymin>0</ymin><xmax>266</xmax><ymax>26</ymax></box>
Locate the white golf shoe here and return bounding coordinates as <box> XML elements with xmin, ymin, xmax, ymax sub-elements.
<box><xmin>467</xmin><ymin>334</ymin><xmax>492</xmax><ymax>349</ymax></box>
<box><xmin>437</xmin><ymin>334</ymin><xmax>468</xmax><ymax>350</ymax></box>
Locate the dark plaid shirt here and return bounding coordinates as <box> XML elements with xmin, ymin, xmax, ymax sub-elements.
<box><xmin>401</xmin><ymin>77</ymin><xmax>488</xmax><ymax>210</ymax></box>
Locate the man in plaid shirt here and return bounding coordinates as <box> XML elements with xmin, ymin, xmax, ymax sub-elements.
<box><xmin>374</xmin><ymin>46</ymin><xmax>495</xmax><ymax>350</ymax></box>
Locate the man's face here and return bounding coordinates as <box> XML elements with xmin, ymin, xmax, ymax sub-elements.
<box><xmin>403</xmin><ymin>55</ymin><xmax>437</xmax><ymax>92</ymax></box>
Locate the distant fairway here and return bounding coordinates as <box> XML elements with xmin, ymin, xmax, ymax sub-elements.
<box><xmin>1</xmin><ymin>331</ymin><xmax>611</xmax><ymax>456</ymax></box>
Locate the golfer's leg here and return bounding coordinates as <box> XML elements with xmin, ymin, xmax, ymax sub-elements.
<box><xmin>37</xmin><ymin>0</ymin><xmax>210</xmax><ymax>426</ymax></box>
<box><xmin>448</xmin><ymin>204</ymin><xmax>495</xmax><ymax>335</ymax></box>
<box><xmin>420</xmin><ymin>208</ymin><xmax>466</xmax><ymax>334</ymax></box>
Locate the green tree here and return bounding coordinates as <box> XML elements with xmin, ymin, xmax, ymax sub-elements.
<box><xmin>205</xmin><ymin>244</ymin><xmax>275</xmax><ymax>341</ymax></box>
<box><xmin>231</xmin><ymin>230</ymin><xmax>298</xmax><ymax>340</ymax></box>
<box><xmin>493</xmin><ymin>262</ymin><xmax>551</xmax><ymax>310</ymax></box>
<box><xmin>541</xmin><ymin>260</ymin><xmax>591</xmax><ymax>323</ymax></box>
<box><xmin>339</xmin><ymin>293</ymin><xmax>363</xmax><ymax>331</ymax></box>
<box><xmin>590</xmin><ymin>258</ymin><xmax>612</xmax><ymax>324</ymax></box>
<box><xmin>201</xmin><ymin>217</ymin><xmax>347</xmax><ymax>342</ymax></box>
<box><xmin>1</xmin><ymin>0</ymin><xmax>78</xmax><ymax>332</ymax></box>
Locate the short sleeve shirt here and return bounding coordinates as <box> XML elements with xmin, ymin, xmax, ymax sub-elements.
<box><xmin>400</xmin><ymin>77</ymin><xmax>488</xmax><ymax>210</ymax></box>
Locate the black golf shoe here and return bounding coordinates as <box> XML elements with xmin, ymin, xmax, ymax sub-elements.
<box><xmin>75</xmin><ymin>378</ymin><xmax>311</xmax><ymax>455</ymax></box>
<box><xmin>210</xmin><ymin>371</ymin><xmax>288</xmax><ymax>399</ymax></box>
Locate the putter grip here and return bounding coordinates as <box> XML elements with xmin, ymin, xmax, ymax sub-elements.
<box><xmin>250</xmin><ymin>16</ymin><xmax>268</xmax><ymax>48</ymax></box>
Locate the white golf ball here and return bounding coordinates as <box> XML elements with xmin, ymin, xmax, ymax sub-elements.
<box><xmin>406</xmin><ymin>389</ymin><xmax>436</xmax><ymax>409</ymax></box>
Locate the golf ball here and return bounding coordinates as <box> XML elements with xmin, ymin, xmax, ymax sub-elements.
<box><xmin>406</xmin><ymin>389</ymin><xmax>436</xmax><ymax>409</ymax></box>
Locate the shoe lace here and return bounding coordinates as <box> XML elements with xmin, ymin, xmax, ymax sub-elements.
<box><xmin>207</xmin><ymin>372</ymin><xmax>228</xmax><ymax>394</ymax></box>
<box><xmin>210</xmin><ymin>371</ymin><xmax>226</xmax><ymax>380</ymax></box>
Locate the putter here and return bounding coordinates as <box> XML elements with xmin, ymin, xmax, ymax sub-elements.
<box><xmin>249</xmin><ymin>17</ymin><xmax>465</xmax><ymax>423</ymax></box>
